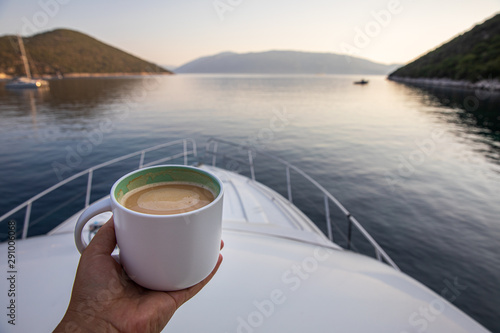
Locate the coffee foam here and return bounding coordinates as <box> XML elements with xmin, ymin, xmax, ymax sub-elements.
<box><xmin>121</xmin><ymin>182</ymin><xmax>214</xmax><ymax>215</ymax></box>
<box><xmin>137</xmin><ymin>187</ymin><xmax>200</xmax><ymax>211</ymax></box>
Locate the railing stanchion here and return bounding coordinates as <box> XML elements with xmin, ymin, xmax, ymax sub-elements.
<box><xmin>248</xmin><ymin>150</ymin><xmax>255</xmax><ymax>181</ymax></box>
<box><xmin>183</xmin><ymin>140</ymin><xmax>188</xmax><ymax>165</ymax></box>
<box><xmin>324</xmin><ymin>195</ymin><xmax>332</xmax><ymax>241</ymax></box>
<box><xmin>347</xmin><ymin>215</ymin><xmax>352</xmax><ymax>250</ymax></box>
<box><xmin>286</xmin><ymin>166</ymin><xmax>293</xmax><ymax>203</ymax></box>
<box><xmin>22</xmin><ymin>202</ymin><xmax>32</xmax><ymax>239</ymax></box>
<box><xmin>139</xmin><ymin>151</ymin><xmax>146</xmax><ymax>169</ymax></box>
<box><xmin>212</xmin><ymin>142</ymin><xmax>218</xmax><ymax>166</ymax></box>
<box><xmin>85</xmin><ymin>170</ymin><xmax>93</xmax><ymax>208</ymax></box>
<box><xmin>191</xmin><ymin>139</ymin><xmax>198</xmax><ymax>157</ymax></box>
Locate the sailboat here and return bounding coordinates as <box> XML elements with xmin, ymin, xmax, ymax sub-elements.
<box><xmin>5</xmin><ymin>35</ymin><xmax>48</xmax><ymax>89</ymax></box>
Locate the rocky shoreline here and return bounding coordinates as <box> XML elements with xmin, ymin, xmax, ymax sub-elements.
<box><xmin>388</xmin><ymin>76</ymin><xmax>500</xmax><ymax>91</ymax></box>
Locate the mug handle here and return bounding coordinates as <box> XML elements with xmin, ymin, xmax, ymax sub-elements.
<box><xmin>74</xmin><ymin>198</ymin><xmax>112</xmax><ymax>253</ymax></box>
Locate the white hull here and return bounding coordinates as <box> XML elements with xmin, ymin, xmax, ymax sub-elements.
<box><xmin>0</xmin><ymin>140</ymin><xmax>490</xmax><ymax>332</ymax></box>
<box><xmin>5</xmin><ymin>77</ymin><xmax>48</xmax><ymax>89</ymax></box>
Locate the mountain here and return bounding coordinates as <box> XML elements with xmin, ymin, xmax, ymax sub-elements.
<box><xmin>389</xmin><ymin>13</ymin><xmax>500</xmax><ymax>82</ymax></box>
<box><xmin>0</xmin><ymin>29</ymin><xmax>171</xmax><ymax>77</ymax></box>
<box><xmin>175</xmin><ymin>51</ymin><xmax>400</xmax><ymax>75</ymax></box>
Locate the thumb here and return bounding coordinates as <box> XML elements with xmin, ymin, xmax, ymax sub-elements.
<box><xmin>84</xmin><ymin>217</ymin><xmax>117</xmax><ymax>256</ymax></box>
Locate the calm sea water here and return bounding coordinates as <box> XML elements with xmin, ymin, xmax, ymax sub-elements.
<box><xmin>0</xmin><ymin>75</ymin><xmax>499</xmax><ymax>331</ymax></box>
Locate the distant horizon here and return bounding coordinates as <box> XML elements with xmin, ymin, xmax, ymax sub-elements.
<box><xmin>0</xmin><ymin>27</ymin><xmax>407</xmax><ymax>69</ymax></box>
<box><xmin>0</xmin><ymin>1</ymin><xmax>499</xmax><ymax>67</ymax></box>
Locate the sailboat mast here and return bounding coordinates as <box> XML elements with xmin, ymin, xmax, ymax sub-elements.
<box><xmin>17</xmin><ymin>35</ymin><xmax>32</xmax><ymax>79</ymax></box>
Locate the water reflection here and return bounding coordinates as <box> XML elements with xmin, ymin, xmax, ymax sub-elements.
<box><xmin>0</xmin><ymin>83</ymin><xmax>47</xmax><ymax>113</ymax></box>
<box><xmin>0</xmin><ymin>76</ymin><xmax>158</xmax><ymax>120</ymax></box>
<box><xmin>46</xmin><ymin>77</ymin><xmax>152</xmax><ymax>110</ymax></box>
<box><xmin>27</xmin><ymin>90</ymin><xmax>38</xmax><ymax>130</ymax></box>
<box><xmin>391</xmin><ymin>81</ymin><xmax>500</xmax><ymax>166</ymax></box>
<box><xmin>0</xmin><ymin>77</ymin><xmax>162</xmax><ymax>145</ymax></box>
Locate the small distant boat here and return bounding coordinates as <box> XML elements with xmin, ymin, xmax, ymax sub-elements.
<box><xmin>5</xmin><ymin>35</ymin><xmax>48</xmax><ymax>89</ymax></box>
<box><xmin>354</xmin><ymin>79</ymin><xmax>369</xmax><ymax>85</ymax></box>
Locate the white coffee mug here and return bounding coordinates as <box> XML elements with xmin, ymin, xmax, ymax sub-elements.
<box><xmin>74</xmin><ymin>165</ymin><xmax>224</xmax><ymax>291</ymax></box>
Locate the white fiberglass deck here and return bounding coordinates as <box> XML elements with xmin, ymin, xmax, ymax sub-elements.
<box><xmin>0</xmin><ymin>166</ymin><xmax>489</xmax><ymax>333</ymax></box>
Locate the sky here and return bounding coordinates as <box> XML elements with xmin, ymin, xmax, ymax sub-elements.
<box><xmin>0</xmin><ymin>0</ymin><xmax>499</xmax><ymax>67</ymax></box>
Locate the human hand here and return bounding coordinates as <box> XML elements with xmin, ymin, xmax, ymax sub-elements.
<box><xmin>54</xmin><ymin>218</ymin><xmax>223</xmax><ymax>333</ymax></box>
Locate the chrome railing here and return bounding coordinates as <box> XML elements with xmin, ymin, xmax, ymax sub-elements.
<box><xmin>0</xmin><ymin>139</ymin><xmax>197</xmax><ymax>240</ymax></box>
<box><xmin>204</xmin><ymin>138</ymin><xmax>400</xmax><ymax>271</ymax></box>
<box><xmin>1</xmin><ymin>137</ymin><xmax>398</xmax><ymax>270</ymax></box>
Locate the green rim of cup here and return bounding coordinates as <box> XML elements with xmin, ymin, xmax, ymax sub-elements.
<box><xmin>114</xmin><ymin>166</ymin><xmax>221</xmax><ymax>204</ymax></box>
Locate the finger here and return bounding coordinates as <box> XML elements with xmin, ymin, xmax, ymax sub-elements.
<box><xmin>168</xmin><ymin>253</ymin><xmax>223</xmax><ymax>308</ymax></box>
<box><xmin>183</xmin><ymin>253</ymin><xmax>223</xmax><ymax>302</ymax></box>
<box><xmin>204</xmin><ymin>253</ymin><xmax>223</xmax><ymax>286</ymax></box>
<box><xmin>220</xmin><ymin>239</ymin><xmax>224</xmax><ymax>250</ymax></box>
<box><xmin>84</xmin><ymin>217</ymin><xmax>117</xmax><ymax>256</ymax></box>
